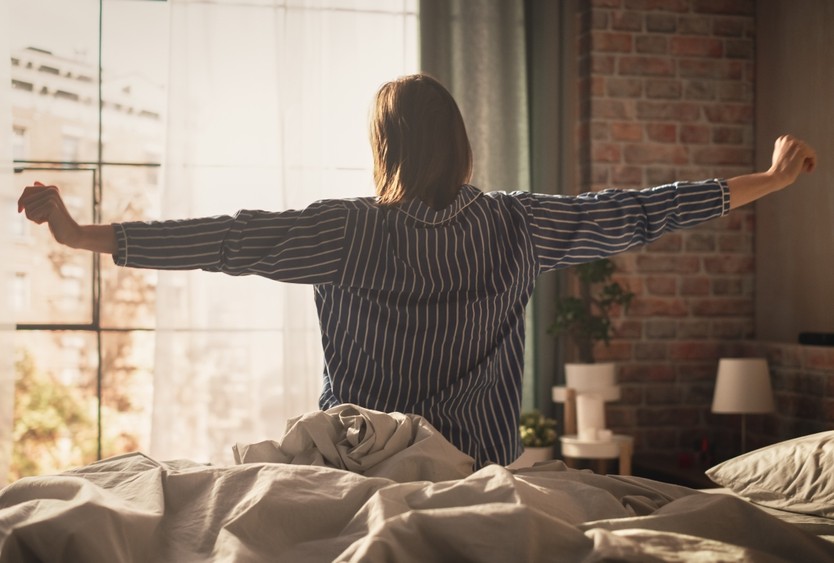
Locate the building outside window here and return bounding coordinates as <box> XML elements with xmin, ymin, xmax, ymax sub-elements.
<box><xmin>6</xmin><ymin>0</ymin><xmax>419</xmax><ymax>482</ymax></box>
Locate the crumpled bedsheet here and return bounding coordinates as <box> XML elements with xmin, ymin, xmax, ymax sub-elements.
<box><xmin>232</xmin><ymin>404</ymin><xmax>475</xmax><ymax>482</ymax></box>
<box><xmin>2</xmin><ymin>408</ymin><xmax>834</xmax><ymax>562</ymax></box>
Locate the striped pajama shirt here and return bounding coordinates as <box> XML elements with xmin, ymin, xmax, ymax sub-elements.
<box><xmin>113</xmin><ymin>180</ymin><xmax>730</xmax><ymax>468</ymax></box>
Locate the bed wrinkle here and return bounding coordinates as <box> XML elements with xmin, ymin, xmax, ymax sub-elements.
<box><xmin>338</xmin><ymin>502</ymin><xmax>594</xmax><ymax>563</ymax></box>
<box><xmin>581</xmin><ymin>492</ymin><xmax>834</xmax><ymax>563</ymax></box>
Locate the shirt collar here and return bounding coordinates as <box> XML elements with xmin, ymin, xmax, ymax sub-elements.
<box><xmin>391</xmin><ymin>185</ymin><xmax>483</xmax><ymax>225</ymax></box>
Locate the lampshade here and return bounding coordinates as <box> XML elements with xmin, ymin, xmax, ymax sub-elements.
<box><xmin>712</xmin><ymin>358</ymin><xmax>775</xmax><ymax>414</ymax></box>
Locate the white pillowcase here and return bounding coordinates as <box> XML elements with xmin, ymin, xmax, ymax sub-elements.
<box><xmin>706</xmin><ymin>431</ymin><xmax>834</xmax><ymax>517</ymax></box>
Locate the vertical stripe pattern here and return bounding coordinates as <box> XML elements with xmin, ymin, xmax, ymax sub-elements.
<box><xmin>114</xmin><ymin>179</ymin><xmax>729</xmax><ymax>468</ymax></box>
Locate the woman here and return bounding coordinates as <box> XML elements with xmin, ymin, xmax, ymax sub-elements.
<box><xmin>18</xmin><ymin>74</ymin><xmax>816</xmax><ymax>469</ymax></box>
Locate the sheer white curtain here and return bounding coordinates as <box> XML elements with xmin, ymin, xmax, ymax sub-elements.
<box><xmin>151</xmin><ymin>0</ymin><xmax>418</xmax><ymax>464</ymax></box>
<box><xmin>0</xmin><ymin>0</ymin><xmax>15</xmax><ymax>486</ymax></box>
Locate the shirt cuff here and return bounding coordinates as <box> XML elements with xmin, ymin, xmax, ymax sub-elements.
<box><xmin>112</xmin><ymin>223</ymin><xmax>129</xmax><ymax>266</ymax></box>
<box><xmin>717</xmin><ymin>178</ymin><xmax>731</xmax><ymax>216</ymax></box>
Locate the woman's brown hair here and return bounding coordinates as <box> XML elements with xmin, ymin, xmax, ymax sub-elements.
<box><xmin>371</xmin><ymin>74</ymin><xmax>473</xmax><ymax>209</ymax></box>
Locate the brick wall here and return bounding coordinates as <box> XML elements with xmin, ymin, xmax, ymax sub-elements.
<box><xmin>574</xmin><ymin>0</ymin><xmax>759</xmax><ymax>456</ymax></box>
<box><xmin>738</xmin><ymin>342</ymin><xmax>834</xmax><ymax>453</ymax></box>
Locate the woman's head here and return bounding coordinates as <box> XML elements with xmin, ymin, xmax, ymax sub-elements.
<box><xmin>371</xmin><ymin>74</ymin><xmax>473</xmax><ymax>209</ymax></box>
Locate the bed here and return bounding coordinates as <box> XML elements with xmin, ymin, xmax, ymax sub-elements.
<box><xmin>1</xmin><ymin>405</ymin><xmax>833</xmax><ymax>562</ymax></box>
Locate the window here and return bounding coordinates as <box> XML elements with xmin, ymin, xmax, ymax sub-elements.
<box><xmin>9</xmin><ymin>0</ymin><xmax>167</xmax><ymax>481</ymax></box>
<box><xmin>8</xmin><ymin>0</ymin><xmax>418</xmax><ymax>481</ymax></box>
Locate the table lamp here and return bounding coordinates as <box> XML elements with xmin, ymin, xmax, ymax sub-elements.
<box><xmin>711</xmin><ymin>358</ymin><xmax>775</xmax><ymax>453</ymax></box>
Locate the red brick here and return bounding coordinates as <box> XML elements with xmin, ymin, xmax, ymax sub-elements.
<box><xmin>646</xmin><ymin>79</ymin><xmax>682</xmax><ymax>99</ymax></box>
<box><xmin>760</xmin><ymin>343</ymin><xmax>802</xmax><ymax>370</ymax></box>
<box><xmin>612</xmin><ymin>11</ymin><xmax>643</xmax><ymax>31</ymax></box>
<box><xmin>592</xmin><ymin>55</ymin><xmax>617</xmax><ymax>74</ymax></box>
<box><xmin>684</xmin><ymin>232</ymin><xmax>715</xmax><ymax>251</ymax></box>
<box><xmin>670</xmin><ymin>36</ymin><xmax>724</xmax><ymax>57</ymax></box>
<box><xmin>607</xmin><ymin>78</ymin><xmax>643</xmax><ymax>98</ymax></box>
<box><xmin>684</xmin><ymin>80</ymin><xmax>716</xmax><ymax>100</ymax></box>
<box><xmin>693</xmin><ymin>146</ymin><xmax>752</xmax><ymax>166</ymax></box>
<box><xmin>619</xmin><ymin>56</ymin><xmax>676</xmax><ymax>77</ymax></box>
<box><xmin>679</xmin><ymin>124</ymin><xmax>711</xmax><ymax>144</ymax></box>
<box><xmin>629</xmin><ymin>297</ymin><xmax>689</xmax><ymax>317</ymax></box>
<box><xmin>607</xmin><ymin>406</ymin><xmax>639</xmax><ymax>427</ymax></box>
<box><xmin>678</xmin><ymin>320</ymin><xmax>711</xmax><ymax>339</ymax></box>
<box><xmin>646</xmin><ymin>122</ymin><xmax>677</xmax><ymax>143</ymax></box>
<box><xmin>693</xmin><ymin>0</ymin><xmax>755</xmax><ymax>16</ymax></box>
<box><xmin>717</xmin><ymin>233</ymin><xmax>751</xmax><ymax>252</ymax></box>
<box><xmin>593</xmin><ymin>99</ymin><xmax>631</xmax><ymax>119</ymax></box>
<box><xmin>646</xmin><ymin>13</ymin><xmax>676</xmax><ymax>32</ymax></box>
<box><xmin>703</xmin><ymin>255</ymin><xmax>754</xmax><ymax>274</ymax></box>
<box><xmin>690</xmin><ymin>298</ymin><xmax>753</xmax><ymax>316</ymax></box>
<box><xmin>645</xmin><ymin>385</ymin><xmax>682</xmax><ymax>404</ymax></box>
<box><xmin>646</xmin><ymin>167</ymin><xmax>678</xmax><ymax>185</ymax></box>
<box><xmin>625</xmin><ymin>0</ymin><xmax>690</xmax><ymax>12</ymax></box>
<box><xmin>592</xmin><ymin>31</ymin><xmax>634</xmax><ymax>53</ymax></box>
<box><xmin>646</xmin><ymin>319</ymin><xmax>678</xmax><ymax>339</ymax></box>
<box><xmin>638</xmin><ymin>406</ymin><xmax>700</xmax><ymax>427</ymax></box>
<box><xmin>624</xmin><ymin>364</ymin><xmax>677</xmax><ymax>383</ymax></box>
<box><xmin>624</xmin><ymin>143</ymin><xmax>689</xmax><ymax>165</ymax></box>
<box><xmin>611</xmin><ymin>121</ymin><xmax>644</xmax><ymax>141</ymax></box>
<box><xmin>669</xmin><ymin>341</ymin><xmax>722</xmax><ymax>361</ymax></box>
<box><xmin>591</xmin><ymin>121</ymin><xmax>610</xmax><ymax>140</ymax></box>
<box><xmin>591</xmin><ymin>10</ymin><xmax>610</xmax><ymax>30</ymax></box>
<box><xmin>712</xmin><ymin>320</ymin><xmax>753</xmax><ymax>339</ymax></box>
<box><xmin>636</xmin><ymin>101</ymin><xmax>701</xmax><ymax>121</ymax></box>
<box><xmin>679</xmin><ymin>59</ymin><xmax>743</xmax><ymax>79</ymax></box>
<box><xmin>636</xmin><ymin>254</ymin><xmax>701</xmax><ymax>274</ymax></box>
<box><xmin>804</xmin><ymin>347</ymin><xmax>834</xmax><ymax>372</ymax></box>
<box><xmin>617</xmin><ymin>319</ymin><xmax>645</xmax><ymax>339</ymax></box>
<box><xmin>594</xmin><ymin>341</ymin><xmax>633</xmax><ymax>361</ymax></box>
<box><xmin>678</xmin><ymin>16</ymin><xmax>713</xmax><ymax>35</ymax></box>
<box><xmin>680</xmin><ymin>276</ymin><xmax>711</xmax><ymax>296</ymax></box>
<box><xmin>591</xmin><ymin>164</ymin><xmax>610</xmax><ymax>185</ymax></box>
<box><xmin>725</xmin><ymin>39</ymin><xmax>753</xmax><ymax>59</ymax></box>
<box><xmin>647</xmin><ymin>275</ymin><xmax>677</xmax><ymax>295</ymax></box>
<box><xmin>591</xmin><ymin>76</ymin><xmax>606</xmax><ymax>97</ymax></box>
<box><xmin>713</xmin><ymin>17</ymin><xmax>745</xmax><ymax>37</ymax></box>
<box><xmin>635</xmin><ymin>342</ymin><xmax>670</xmax><ymax>361</ymax></box>
<box><xmin>717</xmin><ymin>82</ymin><xmax>751</xmax><ymax>102</ymax></box>
<box><xmin>637</xmin><ymin>428</ymin><xmax>679</xmax><ymax>449</ymax></box>
<box><xmin>593</xmin><ymin>0</ymin><xmax>623</xmax><ymax>8</ymax></box>
<box><xmin>636</xmin><ymin>35</ymin><xmax>668</xmax><ymax>54</ymax></box>
<box><xmin>712</xmin><ymin>125</ymin><xmax>745</xmax><ymax>144</ymax></box>
<box><xmin>593</xmin><ymin>142</ymin><xmax>623</xmax><ymax>163</ymax></box>
<box><xmin>703</xmin><ymin>104</ymin><xmax>754</xmax><ymax>124</ymax></box>
<box><xmin>711</xmin><ymin>278</ymin><xmax>744</xmax><ymax>295</ymax></box>
<box><xmin>611</xmin><ymin>165</ymin><xmax>644</xmax><ymax>185</ymax></box>
<box><xmin>646</xmin><ymin>232</ymin><xmax>682</xmax><ymax>251</ymax></box>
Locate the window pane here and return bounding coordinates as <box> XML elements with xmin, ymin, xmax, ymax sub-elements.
<box><xmin>151</xmin><ymin>330</ymin><xmax>319</xmax><ymax>465</ymax></box>
<box><xmin>100</xmin><ymin>164</ymin><xmax>162</xmax><ymax>329</ymax></box>
<box><xmin>11</xmin><ymin>331</ymin><xmax>98</xmax><ymax>481</ymax></box>
<box><xmin>10</xmin><ymin>0</ymin><xmax>100</xmax><ymax>163</ymax></box>
<box><xmin>13</xmin><ymin>169</ymin><xmax>95</xmax><ymax>325</ymax></box>
<box><xmin>100</xmin><ymin>330</ymin><xmax>154</xmax><ymax>458</ymax></box>
<box><xmin>101</xmin><ymin>0</ymin><xmax>168</xmax><ymax>163</ymax></box>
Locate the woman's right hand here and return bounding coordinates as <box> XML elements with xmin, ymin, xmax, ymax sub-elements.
<box><xmin>17</xmin><ymin>182</ymin><xmax>82</xmax><ymax>247</ymax></box>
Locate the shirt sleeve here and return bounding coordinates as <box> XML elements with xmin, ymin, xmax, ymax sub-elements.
<box><xmin>519</xmin><ymin>179</ymin><xmax>730</xmax><ymax>274</ymax></box>
<box><xmin>112</xmin><ymin>199</ymin><xmax>347</xmax><ymax>285</ymax></box>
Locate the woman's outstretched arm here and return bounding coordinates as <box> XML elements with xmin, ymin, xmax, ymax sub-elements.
<box><xmin>727</xmin><ymin>134</ymin><xmax>816</xmax><ymax>209</ymax></box>
<box><xmin>17</xmin><ymin>181</ymin><xmax>117</xmax><ymax>254</ymax></box>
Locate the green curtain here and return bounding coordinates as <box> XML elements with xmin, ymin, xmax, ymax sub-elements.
<box><xmin>419</xmin><ymin>0</ymin><xmax>575</xmax><ymax>413</ymax></box>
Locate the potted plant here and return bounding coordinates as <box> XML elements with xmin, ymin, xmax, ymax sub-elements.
<box><xmin>508</xmin><ymin>410</ymin><xmax>558</xmax><ymax>468</ymax></box>
<box><xmin>548</xmin><ymin>258</ymin><xmax>634</xmax><ymax>364</ymax></box>
<box><xmin>548</xmin><ymin>258</ymin><xmax>634</xmax><ymax>399</ymax></box>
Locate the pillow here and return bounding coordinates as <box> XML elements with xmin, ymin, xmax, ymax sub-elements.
<box><xmin>706</xmin><ymin>431</ymin><xmax>834</xmax><ymax>517</ymax></box>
